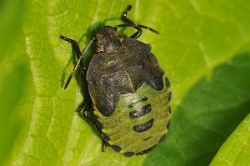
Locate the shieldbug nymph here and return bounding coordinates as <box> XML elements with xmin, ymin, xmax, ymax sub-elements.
<box><xmin>61</xmin><ymin>5</ymin><xmax>171</xmax><ymax>157</ymax></box>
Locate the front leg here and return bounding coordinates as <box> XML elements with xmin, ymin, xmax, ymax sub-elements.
<box><xmin>60</xmin><ymin>35</ymin><xmax>87</xmax><ymax>89</ymax></box>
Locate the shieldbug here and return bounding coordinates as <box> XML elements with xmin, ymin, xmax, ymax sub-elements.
<box><xmin>61</xmin><ymin>5</ymin><xmax>171</xmax><ymax>157</ymax></box>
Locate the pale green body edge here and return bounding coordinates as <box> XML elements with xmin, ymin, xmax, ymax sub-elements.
<box><xmin>93</xmin><ymin>79</ymin><xmax>171</xmax><ymax>154</ymax></box>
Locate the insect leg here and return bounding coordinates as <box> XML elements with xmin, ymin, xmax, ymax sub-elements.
<box><xmin>60</xmin><ymin>35</ymin><xmax>95</xmax><ymax>89</ymax></box>
<box><xmin>102</xmin><ymin>139</ymin><xmax>106</xmax><ymax>152</ymax></box>
<box><xmin>81</xmin><ymin>100</ymin><xmax>101</xmax><ymax>132</ymax></box>
<box><xmin>121</xmin><ymin>5</ymin><xmax>134</xmax><ymax>25</ymax></box>
<box><xmin>60</xmin><ymin>35</ymin><xmax>82</xmax><ymax>58</ymax></box>
<box><xmin>121</xmin><ymin>5</ymin><xmax>159</xmax><ymax>34</ymax></box>
<box><xmin>114</xmin><ymin>24</ymin><xmax>142</xmax><ymax>39</ymax></box>
<box><xmin>81</xmin><ymin>100</ymin><xmax>107</xmax><ymax>151</ymax></box>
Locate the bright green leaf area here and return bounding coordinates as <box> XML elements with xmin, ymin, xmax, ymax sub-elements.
<box><xmin>210</xmin><ymin>114</ymin><xmax>250</xmax><ymax>166</ymax></box>
<box><xmin>0</xmin><ymin>0</ymin><xmax>249</xmax><ymax>165</ymax></box>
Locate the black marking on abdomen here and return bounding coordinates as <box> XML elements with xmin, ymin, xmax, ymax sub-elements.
<box><xmin>159</xmin><ymin>134</ymin><xmax>166</xmax><ymax>143</ymax></box>
<box><xmin>168</xmin><ymin>91</ymin><xmax>172</xmax><ymax>101</ymax></box>
<box><xmin>128</xmin><ymin>97</ymin><xmax>148</xmax><ymax>108</ymax></box>
<box><xmin>112</xmin><ymin>145</ymin><xmax>121</xmax><ymax>152</ymax></box>
<box><xmin>133</xmin><ymin>119</ymin><xmax>154</xmax><ymax>132</ymax></box>
<box><xmin>166</xmin><ymin>120</ymin><xmax>170</xmax><ymax>129</ymax></box>
<box><xmin>142</xmin><ymin>136</ymin><xmax>152</xmax><ymax>141</ymax></box>
<box><xmin>129</xmin><ymin>104</ymin><xmax>152</xmax><ymax>119</ymax></box>
<box><xmin>136</xmin><ymin>145</ymin><xmax>157</xmax><ymax>155</ymax></box>
<box><xmin>165</xmin><ymin>77</ymin><xmax>171</xmax><ymax>87</ymax></box>
<box><xmin>124</xmin><ymin>151</ymin><xmax>134</xmax><ymax>157</ymax></box>
<box><xmin>102</xmin><ymin>133</ymin><xmax>110</xmax><ymax>141</ymax></box>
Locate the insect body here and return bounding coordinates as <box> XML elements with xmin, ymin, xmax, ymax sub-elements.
<box><xmin>61</xmin><ymin>5</ymin><xmax>171</xmax><ymax>157</ymax></box>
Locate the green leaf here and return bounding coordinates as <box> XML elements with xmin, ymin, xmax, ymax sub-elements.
<box><xmin>0</xmin><ymin>64</ymin><xmax>28</xmax><ymax>164</ymax></box>
<box><xmin>210</xmin><ymin>114</ymin><xmax>250</xmax><ymax>166</ymax></box>
<box><xmin>1</xmin><ymin>0</ymin><xmax>250</xmax><ymax>165</ymax></box>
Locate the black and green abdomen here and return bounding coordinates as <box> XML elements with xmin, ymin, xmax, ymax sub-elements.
<box><xmin>93</xmin><ymin>79</ymin><xmax>171</xmax><ymax>156</ymax></box>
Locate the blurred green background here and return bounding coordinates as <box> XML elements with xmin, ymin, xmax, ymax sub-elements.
<box><xmin>0</xmin><ymin>0</ymin><xmax>249</xmax><ymax>165</ymax></box>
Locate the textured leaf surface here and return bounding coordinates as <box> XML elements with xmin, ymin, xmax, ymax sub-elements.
<box><xmin>1</xmin><ymin>0</ymin><xmax>250</xmax><ymax>165</ymax></box>
<box><xmin>210</xmin><ymin>114</ymin><xmax>250</xmax><ymax>166</ymax></box>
